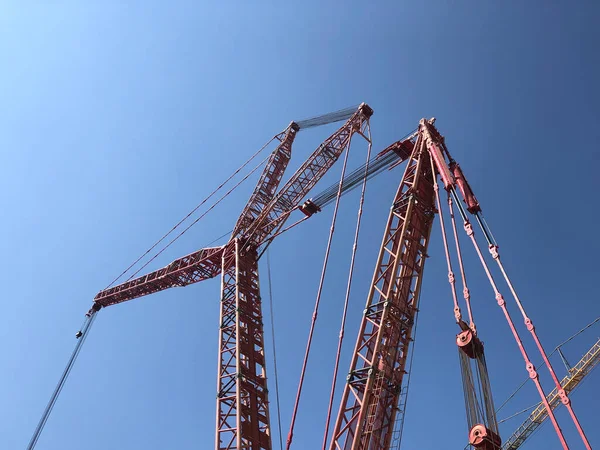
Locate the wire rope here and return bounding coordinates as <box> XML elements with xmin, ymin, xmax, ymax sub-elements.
<box><xmin>496</xmin><ymin>316</ymin><xmax>600</xmax><ymax>414</ymax></box>
<box><xmin>26</xmin><ymin>311</ymin><xmax>99</xmax><ymax>450</ymax></box>
<box><xmin>497</xmin><ymin>403</ymin><xmax>539</xmax><ymax>424</ymax></box>
<box><xmin>104</xmin><ymin>135</ymin><xmax>277</xmax><ymax>289</ymax></box>
<box><xmin>285</xmin><ymin>133</ymin><xmax>354</xmax><ymax>450</ymax></box>
<box><xmin>266</xmin><ymin>249</ymin><xmax>284</xmax><ymax>450</ymax></box>
<box><xmin>124</xmin><ymin>152</ymin><xmax>272</xmax><ymax>282</ymax></box>
<box><xmin>296</xmin><ymin>105</ymin><xmax>359</xmax><ymax>130</ymax></box>
<box><xmin>321</xmin><ymin>124</ymin><xmax>372</xmax><ymax>450</ymax></box>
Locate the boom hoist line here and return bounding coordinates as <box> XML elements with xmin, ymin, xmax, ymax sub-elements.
<box><xmin>328</xmin><ymin>119</ymin><xmax>591</xmax><ymax>450</ymax></box>
<box><xmin>28</xmin><ymin>104</ymin><xmax>374</xmax><ymax>450</ymax></box>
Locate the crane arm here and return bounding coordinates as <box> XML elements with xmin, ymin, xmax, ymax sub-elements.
<box><xmin>232</xmin><ymin>122</ymin><xmax>299</xmax><ymax>237</ymax></box>
<box><xmin>92</xmin><ymin>106</ymin><xmax>372</xmax><ymax>309</ymax></box>
<box><xmin>245</xmin><ymin>103</ymin><xmax>373</xmax><ymax>247</ymax></box>
<box><xmin>93</xmin><ymin>245</ymin><xmax>226</xmax><ymax>308</ymax></box>
<box><xmin>502</xmin><ymin>338</ymin><xmax>600</xmax><ymax>450</ymax></box>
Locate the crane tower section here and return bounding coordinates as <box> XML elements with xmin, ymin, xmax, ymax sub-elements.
<box><xmin>330</xmin><ymin>129</ymin><xmax>436</xmax><ymax>450</ymax></box>
<box><xmin>216</xmin><ymin>239</ymin><xmax>271</xmax><ymax>449</ymax></box>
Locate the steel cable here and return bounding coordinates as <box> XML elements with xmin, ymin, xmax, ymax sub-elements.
<box><xmin>285</xmin><ymin>132</ymin><xmax>354</xmax><ymax>450</ymax></box>
<box><xmin>296</xmin><ymin>105</ymin><xmax>359</xmax><ymax>130</ymax></box>
<box><xmin>321</xmin><ymin>124</ymin><xmax>372</xmax><ymax>450</ymax></box>
<box><xmin>266</xmin><ymin>250</ymin><xmax>284</xmax><ymax>450</ymax></box>
<box><xmin>26</xmin><ymin>311</ymin><xmax>99</xmax><ymax>450</ymax></box>
<box><xmin>104</xmin><ymin>135</ymin><xmax>278</xmax><ymax>289</ymax></box>
<box><xmin>124</xmin><ymin>152</ymin><xmax>272</xmax><ymax>282</ymax></box>
<box><xmin>496</xmin><ymin>316</ymin><xmax>600</xmax><ymax>414</ymax></box>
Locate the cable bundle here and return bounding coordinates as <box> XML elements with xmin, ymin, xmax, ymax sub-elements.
<box><xmin>296</xmin><ymin>105</ymin><xmax>359</xmax><ymax>130</ymax></box>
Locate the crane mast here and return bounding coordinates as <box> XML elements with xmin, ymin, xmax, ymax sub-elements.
<box><xmin>215</xmin><ymin>105</ymin><xmax>372</xmax><ymax>449</ymax></box>
<box><xmin>330</xmin><ymin>130</ymin><xmax>436</xmax><ymax>450</ymax></box>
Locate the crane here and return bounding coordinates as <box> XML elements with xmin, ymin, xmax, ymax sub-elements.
<box><xmin>327</xmin><ymin>118</ymin><xmax>591</xmax><ymax>450</ymax></box>
<box><xmin>502</xmin><ymin>338</ymin><xmax>600</xmax><ymax>450</ymax></box>
<box><xmin>92</xmin><ymin>103</ymin><xmax>373</xmax><ymax>450</ymax></box>
<box><xmin>28</xmin><ymin>109</ymin><xmax>595</xmax><ymax>450</ymax></box>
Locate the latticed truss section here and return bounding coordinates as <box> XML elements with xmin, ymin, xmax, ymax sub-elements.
<box><xmin>216</xmin><ymin>239</ymin><xmax>271</xmax><ymax>450</ymax></box>
<box><xmin>330</xmin><ymin>134</ymin><xmax>436</xmax><ymax>450</ymax></box>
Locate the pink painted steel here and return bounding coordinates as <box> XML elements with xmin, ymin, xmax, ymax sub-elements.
<box><xmin>330</xmin><ymin>133</ymin><xmax>436</xmax><ymax>450</ymax></box>
<box><xmin>448</xmin><ymin>196</ymin><xmax>476</xmax><ymax>332</ymax></box>
<box><xmin>450</xmin><ymin>162</ymin><xmax>481</xmax><ymax>213</ymax></box>
<box><xmin>456</xmin><ymin>329</ymin><xmax>483</xmax><ymax>359</ymax></box>
<box><xmin>452</xmin><ymin>156</ymin><xmax>590</xmax><ymax>448</ymax></box>
<box><xmin>462</xmin><ymin>222</ymin><xmax>569</xmax><ymax>450</ymax></box>
<box><xmin>420</xmin><ymin>120</ymin><xmax>454</xmax><ymax>189</ymax></box>
<box><xmin>490</xmin><ymin>249</ymin><xmax>592</xmax><ymax>450</ymax></box>
<box><xmin>430</xmin><ymin>153</ymin><xmax>463</xmax><ymax>326</ymax></box>
<box><xmin>469</xmin><ymin>424</ymin><xmax>501</xmax><ymax>450</ymax></box>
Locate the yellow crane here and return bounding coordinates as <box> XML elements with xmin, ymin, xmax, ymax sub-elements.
<box><xmin>502</xmin><ymin>338</ymin><xmax>600</xmax><ymax>449</ymax></box>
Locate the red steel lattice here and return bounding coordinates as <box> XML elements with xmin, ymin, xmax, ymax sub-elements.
<box><xmin>216</xmin><ymin>239</ymin><xmax>271</xmax><ymax>450</ymax></box>
<box><xmin>330</xmin><ymin>131</ymin><xmax>436</xmax><ymax>450</ymax></box>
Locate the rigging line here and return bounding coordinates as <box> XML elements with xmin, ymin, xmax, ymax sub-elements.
<box><xmin>313</xmin><ymin>152</ymin><xmax>396</xmax><ymax>207</ymax></box>
<box><xmin>256</xmin><ymin>214</ymin><xmax>310</xmax><ymax>259</ymax></box>
<box><xmin>104</xmin><ymin>134</ymin><xmax>277</xmax><ymax>289</ymax></box>
<box><xmin>266</xmin><ymin>249</ymin><xmax>284</xmax><ymax>450</ymax></box>
<box><xmin>474</xmin><ymin>209</ymin><xmax>590</xmax><ymax>448</ymax></box>
<box><xmin>455</xmin><ymin>203</ymin><xmax>569</xmax><ymax>450</ymax></box>
<box><xmin>239</xmin><ymin>206</ymin><xmax>300</xmax><ymax>259</ymax></box>
<box><xmin>125</xmin><ymin>151</ymin><xmax>273</xmax><ymax>282</ymax></box>
<box><xmin>312</xmin><ymin>128</ymin><xmax>417</xmax><ymax>209</ymax></box>
<box><xmin>285</xmin><ymin>133</ymin><xmax>354</xmax><ymax>450</ymax></box>
<box><xmin>429</xmin><ymin>153</ymin><xmax>462</xmax><ymax>325</ymax></box>
<box><xmin>498</xmin><ymin>403</ymin><xmax>539</xmax><ymax>424</ymax></box>
<box><xmin>206</xmin><ymin>229</ymin><xmax>234</xmax><ymax>247</ymax></box>
<box><xmin>26</xmin><ymin>311</ymin><xmax>99</xmax><ymax>450</ymax></box>
<box><xmin>322</xmin><ymin>123</ymin><xmax>372</xmax><ymax>450</ymax></box>
<box><xmin>296</xmin><ymin>105</ymin><xmax>359</xmax><ymax>130</ymax></box>
<box><xmin>496</xmin><ymin>316</ymin><xmax>600</xmax><ymax>414</ymax></box>
<box><xmin>449</xmin><ymin>194</ymin><xmax>476</xmax><ymax>331</ymax></box>
<box><xmin>555</xmin><ymin>317</ymin><xmax>600</xmax><ymax>350</ymax></box>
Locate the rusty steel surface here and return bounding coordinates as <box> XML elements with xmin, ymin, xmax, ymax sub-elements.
<box><xmin>216</xmin><ymin>239</ymin><xmax>272</xmax><ymax>450</ymax></box>
<box><xmin>330</xmin><ymin>132</ymin><xmax>436</xmax><ymax>450</ymax></box>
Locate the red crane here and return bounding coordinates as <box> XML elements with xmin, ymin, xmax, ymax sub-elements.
<box><xmin>91</xmin><ymin>103</ymin><xmax>374</xmax><ymax>450</ymax></box>
<box><xmin>28</xmin><ymin>108</ymin><xmax>594</xmax><ymax>450</ymax></box>
<box><xmin>328</xmin><ymin>118</ymin><xmax>591</xmax><ymax>450</ymax></box>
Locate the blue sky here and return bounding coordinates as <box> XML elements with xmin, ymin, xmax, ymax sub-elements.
<box><xmin>1</xmin><ymin>1</ymin><xmax>599</xmax><ymax>449</ymax></box>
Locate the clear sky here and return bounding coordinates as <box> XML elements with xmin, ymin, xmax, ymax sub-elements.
<box><xmin>1</xmin><ymin>2</ymin><xmax>599</xmax><ymax>449</ymax></box>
